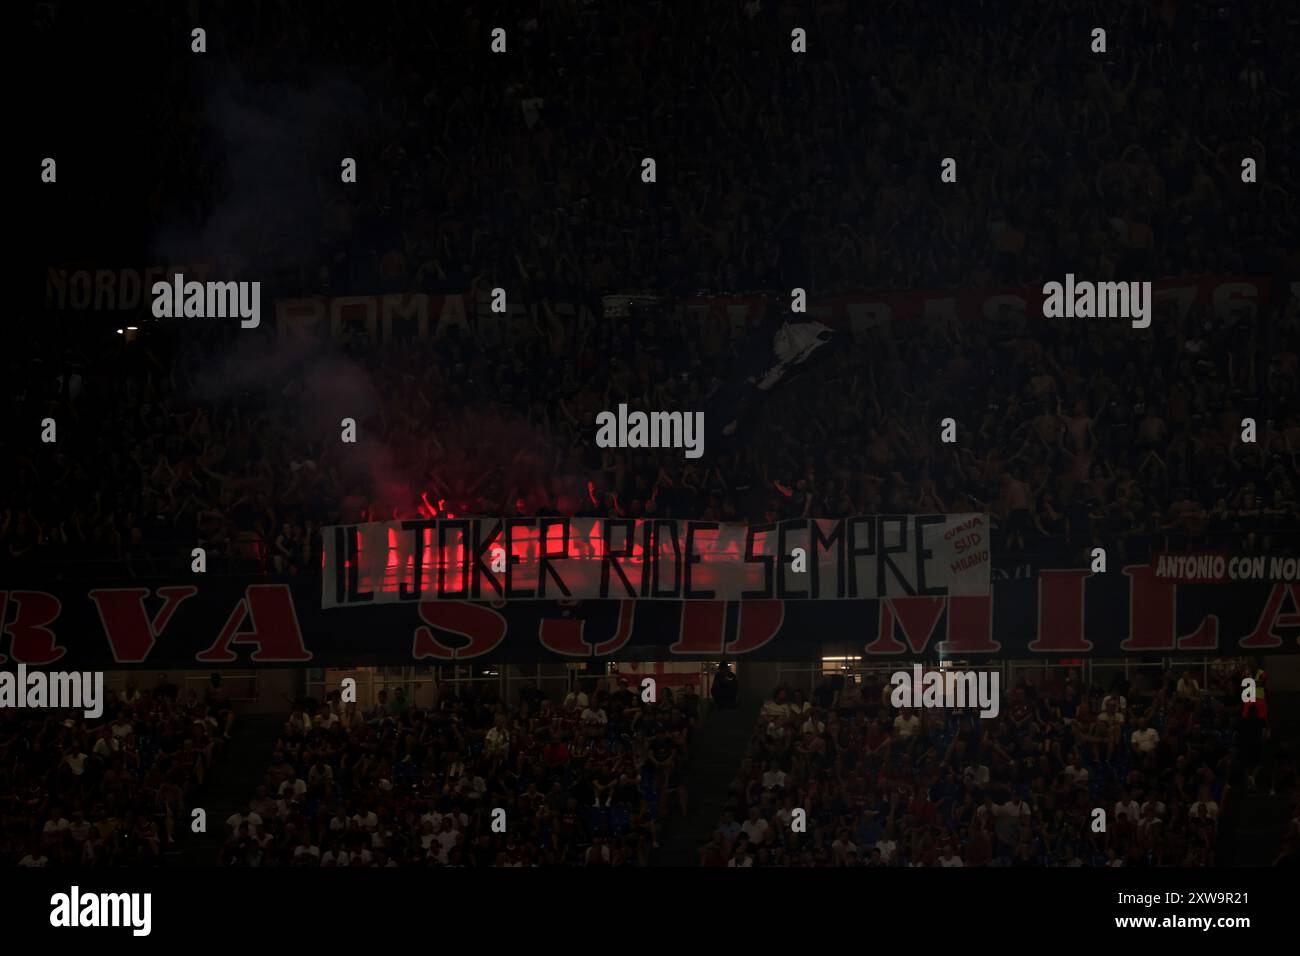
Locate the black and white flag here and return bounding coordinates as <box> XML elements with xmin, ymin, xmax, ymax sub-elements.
<box><xmin>752</xmin><ymin>320</ymin><xmax>836</xmax><ymax>391</ymax></box>
<box><xmin>709</xmin><ymin>318</ymin><xmax>840</xmax><ymax>439</ymax></box>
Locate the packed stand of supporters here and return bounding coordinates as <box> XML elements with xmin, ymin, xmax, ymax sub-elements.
<box><xmin>220</xmin><ymin>679</ymin><xmax>701</xmax><ymax>866</ymax></box>
<box><xmin>51</xmin><ymin>0</ymin><xmax>1300</xmax><ymax>296</ymax></box>
<box><xmin>701</xmin><ymin>662</ymin><xmax>1266</xmax><ymax>867</ymax></box>
<box><xmin>13</xmin><ymin>1</ymin><xmax>1299</xmax><ymax>579</ymax></box>
<box><xmin>1</xmin><ymin>674</ymin><xmax>234</xmax><ymax>867</ymax></box>
<box><xmin>10</xmin><ymin>281</ymin><xmax>1298</xmax><ymax>581</ymax></box>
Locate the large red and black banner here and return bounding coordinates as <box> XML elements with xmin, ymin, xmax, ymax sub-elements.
<box><xmin>0</xmin><ymin>566</ymin><xmax>1297</xmax><ymax>667</ymax></box>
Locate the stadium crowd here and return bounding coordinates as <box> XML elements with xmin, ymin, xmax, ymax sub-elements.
<box><xmin>11</xmin><ymin>0</ymin><xmax>1300</xmax><ymax>579</ymax></box>
<box><xmin>101</xmin><ymin>0</ymin><xmax>1300</xmax><ymax>297</ymax></box>
<box><xmin>1</xmin><ymin>674</ymin><xmax>233</xmax><ymax>867</ymax></box>
<box><xmin>219</xmin><ymin>678</ymin><xmax>700</xmax><ymax>866</ymax></box>
<box><xmin>9</xmin><ymin>282</ymin><xmax>1298</xmax><ymax>580</ymax></box>
<box><xmin>8</xmin><ymin>0</ymin><xmax>1299</xmax><ymax>870</ymax></box>
<box><xmin>701</xmin><ymin>662</ymin><xmax>1278</xmax><ymax>867</ymax></box>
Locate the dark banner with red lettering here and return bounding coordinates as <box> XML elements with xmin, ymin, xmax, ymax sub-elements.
<box><xmin>680</xmin><ymin>276</ymin><xmax>1268</xmax><ymax>341</ymax></box>
<box><xmin>1</xmin><ymin>567</ymin><xmax>1298</xmax><ymax>667</ymax></box>
<box><xmin>273</xmin><ymin>276</ymin><xmax>1269</xmax><ymax>346</ymax></box>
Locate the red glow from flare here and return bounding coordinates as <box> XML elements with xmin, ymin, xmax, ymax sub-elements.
<box><xmin>358</xmin><ymin>516</ymin><xmax>766</xmax><ymax>595</ymax></box>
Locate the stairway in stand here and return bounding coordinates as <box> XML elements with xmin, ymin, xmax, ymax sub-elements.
<box><xmin>657</xmin><ymin>699</ymin><xmax>760</xmax><ymax>867</ymax></box>
<box><xmin>1224</xmin><ymin>690</ymin><xmax>1298</xmax><ymax>867</ymax></box>
<box><xmin>173</xmin><ymin>712</ymin><xmax>287</xmax><ymax>866</ymax></box>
